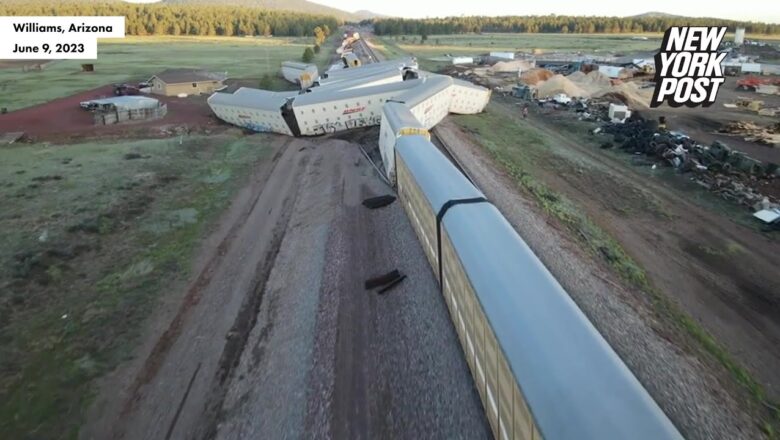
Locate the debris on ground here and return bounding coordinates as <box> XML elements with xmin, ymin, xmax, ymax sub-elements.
<box><xmin>364</xmin><ymin>269</ymin><xmax>406</xmax><ymax>293</ymax></box>
<box><xmin>753</xmin><ymin>208</ymin><xmax>780</xmax><ymax>227</ymax></box>
<box><xmin>718</xmin><ymin>121</ymin><xmax>780</xmax><ymax>147</ymax></box>
<box><xmin>364</xmin><ymin>269</ymin><xmax>401</xmax><ymax>289</ymax></box>
<box><xmin>378</xmin><ymin>274</ymin><xmax>407</xmax><ymax>294</ymax></box>
<box><xmin>600</xmin><ymin>115</ymin><xmax>780</xmax><ymax>210</ymax></box>
<box><xmin>362</xmin><ymin>194</ymin><xmax>396</xmax><ymax>209</ymax></box>
<box><xmin>0</xmin><ymin>131</ymin><xmax>25</xmax><ymax>145</ymax></box>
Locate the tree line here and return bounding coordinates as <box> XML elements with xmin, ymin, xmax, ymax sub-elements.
<box><xmin>370</xmin><ymin>16</ymin><xmax>780</xmax><ymax>36</ymax></box>
<box><xmin>0</xmin><ymin>2</ymin><xmax>340</xmax><ymax>38</ymax></box>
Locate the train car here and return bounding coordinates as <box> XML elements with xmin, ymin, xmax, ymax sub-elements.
<box><xmin>281</xmin><ymin>61</ymin><xmax>318</xmax><ymax>89</ymax></box>
<box><xmin>390</xmin><ymin>75</ymin><xmax>454</xmax><ymax>129</ymax></box>
<box><xmin>207</xmin><ymin>87</ymin><xmax>295</xmax><ymax>135</ymax></box>
<box><xmin>394</xmin><ymin>134</ymin><xmax>683</xmax><ymax>440</ymax></box>
<box><xmin>449</xmin><ymin>78</ymin><xmax>492</xmax><ymax>114</ymax></box>
<box><xmin>342</xmin><ymin>52</ymin><xmax>362</xmax><ymax>68</ymax></box>
<box><xmin>291</xmin><ymin>79</ymin><xmax>422</xmax><ymax>136</ymax></box>
<box><xmin>379</xmin><ymin>103</ymin><xmax>429</xmax><ymax>184</ymax></box>
<box><xmin>312</xmin><ymin>67</ymin><xmax>406</xmax><ymax>92</ymax></box>
<box><xmin>395</xmin><ymin>135</ymin><xmax>484</xmax><ymax>272</ymax></box>
<box><xmin>319</xmin><ymin>58</ymin><xmax>418</xmax><ymax>81</ymax></box>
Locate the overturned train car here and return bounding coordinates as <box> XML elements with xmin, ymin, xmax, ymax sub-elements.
<box><xmin>206</xmin><ymin>58</ymin><xmax>489</xmax><ymax>137</ymax></box>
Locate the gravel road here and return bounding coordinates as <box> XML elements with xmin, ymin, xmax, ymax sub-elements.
<box><xmin>214</xmin><ymin>138</ymin><xmax>489</xmax><ymax>439</ymax></box>
<box><xmin>84</xmin><ymin>134</ymin><xmax>490</xmax><ymax>440</ymax></box>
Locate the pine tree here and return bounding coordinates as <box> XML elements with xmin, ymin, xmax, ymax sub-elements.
<box><xmin>302</xmin><ymin>46</ymin><xmax>315</xmax><ymax>63</ymax></box>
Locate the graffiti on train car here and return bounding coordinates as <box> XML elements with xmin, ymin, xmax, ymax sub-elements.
<box><xmin>311</xmin><ymin>114</ymin><xmax>381</xmax><ymax>134</ymax></box>
<box><xmin>242</xmin><ymin>121</ymin><xmax>274</xmax><ymax>132</ymax></box>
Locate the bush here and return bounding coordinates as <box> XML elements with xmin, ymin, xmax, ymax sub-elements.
<box><xmin>259</xmin><ymin>73</ymin><xmax>274</xmax><ymax>89</ymax></box>
<box><xmin>302</xmin><ymin>46</ymin><xmax>314</xmax><ymax>63</ymax></box>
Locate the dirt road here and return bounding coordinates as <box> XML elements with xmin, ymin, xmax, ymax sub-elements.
<box><xmin>435</xmin><ymin>110</ymin><xmax>775</xmax><ymax>439</ymax></box>
<box><xmin>83</xmin><ymin>135</ymin><xmax>489</xmax><ymax>439</ymax></box>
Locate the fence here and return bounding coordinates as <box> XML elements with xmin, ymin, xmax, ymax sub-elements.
<box><xmin>94</xmin><ymin>104</ymin><xmax>167</xmax><ymax>125</ymax></box>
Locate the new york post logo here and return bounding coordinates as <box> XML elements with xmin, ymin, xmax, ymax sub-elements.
<box><xmin>651</xmin><ymin>27</ymin><xmax>727</xmax><ymax>108</ymax></box>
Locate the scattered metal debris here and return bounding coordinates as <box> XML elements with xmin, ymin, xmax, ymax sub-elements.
<box><xmin>378</xmin><ymin>274</ymin><xmax>407</xmax><ymax>294</ymax></box>
<box><xmin>600</xmin><ymin>116</ymin><xmax>780</xmax><ymax>210</ymax></box>
<box><xmin>364</xmin><ymin>269</ymin><xmax>401</xmax><ymax>289</ymax></box>
<box><xmin>364</xmin><ymin>269</ymin><xmax>406</xmax><ymax>294</ymax></box>
<box><xmin>362</xmin><ymin>195</ymin><xmax>396</xmax><ymax>209</ymax></box>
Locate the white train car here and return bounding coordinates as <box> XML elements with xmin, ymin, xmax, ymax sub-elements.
<box><xmin>449</xmin><ymin>78</ymin><xmax>492</xmax><ymax>114</ymax></box>
<box><xmin>207</xmin><ymin>88</ymin><xmax>295</xmax><ymax>135</ymax></box>
<box><xmin>379</xmin><ymin>102</ymin><xmax>429</xmax><ymax>184</ymax></box>
<box><xmin>342</xmin><ymin>52</ymin><xmax>362</xmax><ymax>68</ymax></box>
<box><xmin>312</xmin><ymin>67</ymin><xmax>406</xmax><ymax>92</ymax></box>
<box><xmin>291</xmin><ymin>79</ymin><xmax>422</xmax><ymax>136</ymax></box>
<box><xmin>391</xmin><ymin>75</ymin><xmax>454</xmax><ymax>129</ymax></box>
<box><xmin>319</xmin><ymin>58</ymin><xmax>417</xmax><ymax>82</ymax></box>
<box><xmin>281</xmin><ymin>61</ymin><xmax>318</xmax><ymax>89</ymax></box>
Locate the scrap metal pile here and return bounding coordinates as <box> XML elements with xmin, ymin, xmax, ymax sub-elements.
<box><xmin>600</xmin><ymin>117</ymin><xmax>780</xmax><ymax>211</ymax></box>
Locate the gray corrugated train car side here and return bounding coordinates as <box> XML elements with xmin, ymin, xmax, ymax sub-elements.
<box><xmin>394</xmin><ymin>135</ymin><xmax>683</xmax><ymax>440</ymax></box>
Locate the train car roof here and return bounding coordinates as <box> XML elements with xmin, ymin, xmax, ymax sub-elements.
<box><xmin>395</xmin><ymin>135</ymin><xmax>483</xmax><ymax>213</ymax></box>
<box><xmin>321</xmin><ymin>57</ymin><xmax>417</xmax><ymax>79</ymax></box>
<box><xmin>314</xmin><ymin>68</ymin><xmax>403</xmax><ymax>92</ymax></box>
<box><xmin>281</xmin><ymin>61</ymin><xmax>316</xmax><ymax>70</ymax></box>
<box><xmin>207</xmin><ymin>87</ymin><xmax>294</xmax><ymax>112</ymax></box>
<box><xmin>442</xmin><ymin>203</ymin><xmax>683</xmax><ymax>440</ymax></box>
<box><xmin>390</xmin><ymin>75</ymin><xmax>453</xmax><ymax>108</ymax></box>
<box><xmin>293</xmin><ymin>78</ymin><xmax>421</xmax><ymax>107</ymax></box>
<box><xmin>382</xmin><ymin>102</ymin><xmax>424</xmax><ymax>130</ymax></box>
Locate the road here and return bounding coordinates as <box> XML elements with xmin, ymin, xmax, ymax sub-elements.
<box><xmin>83</xmin><ymin>134</ymin><xmax>490</xmax><ymax>439</ymax></box>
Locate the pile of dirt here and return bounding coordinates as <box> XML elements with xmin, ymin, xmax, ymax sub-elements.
<box><xmin>520</xmin><ymin>68</ymin><xmax>554</xmax><ymax>85</ymax></box>
<box><xmin>535</xmin><ymin>74</ymin><xmax>587</xmax><ymax>98</ymax></box>
<box><xmin>490</xmin><ymin>60</ymin><xmax>535</xmax><ymax>74</ymax></box>
<box><xmin>591</xmin><ymin>82</ymin><xmax>653</xmax><ymax>108</ymax></box>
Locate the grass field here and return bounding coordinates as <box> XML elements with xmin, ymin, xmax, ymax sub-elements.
<box><xmin>0</xmin><ymin>131</ymin><xmax>276</xmax><ymax>439</ymax></box>
<box><xmin>374</xmin><ymin>33</ymin><xmax>664</xmax><ymax>70</ymax></box>
<box><xmin>0</xmin><ymin>35</ymin><xmax>334</xmax><ymax>112</ymax></box>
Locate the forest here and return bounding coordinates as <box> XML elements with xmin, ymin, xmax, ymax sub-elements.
<box><xmin>0</xmin><ymin>2</ymin><xmax>340</xmax><ymax>38</ymax></box>
<box><xmin>371</xmin><ymin>16</ymin><xmax>780</xmax><ymax>36</ymax></box>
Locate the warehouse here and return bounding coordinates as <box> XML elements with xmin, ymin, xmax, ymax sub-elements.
<box><xmin>148</xmin><ymin>68</ymin><xmax>227</xmax><ymax>97</ymax></box>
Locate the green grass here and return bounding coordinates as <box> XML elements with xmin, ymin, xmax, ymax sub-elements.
<box><xmin>0</xmin><ymin>34</ymin><xmax>337</xmax><ymax>111</ymax></box>
<box><xmin>0</xmin><ymin>133</ymin><xmax>275</xmax><ymax>439</ymax></box>
<box><xmin>452</xmin><ymin>106</ymin><xmax>780</xmax><ymax>436</ymax></box>
<box><xmin>452</xmin><ymin>108</ymin><xmax>649</xmax><ymax>288</ymax></box>
<box><xmin>375</xmin><ymin>32</ymin><xmax>663</xmax><ymax>71</ymax></box>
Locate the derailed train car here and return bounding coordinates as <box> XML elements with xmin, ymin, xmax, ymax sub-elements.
<box><xmin>379</xmin><ymin>102</ymin><xmax>429</xmax><ymax>184</ymax></box>
<box><xmin>393</xmin><ymin>135</ymin><xmax>683</xmax><ymax>440</ymax></box>
<box><xmin>389</xmin><ymin>75</ymin><xmax>454</xmax><ymax>129</ymax></box>
<box><xmin>206</xmin><ymin>57</ymin><xmax>487</xmax><ymax>138</ymax></box>
<box><xmin>281</xmin><ymin>61</ymin><xmax>318</xmax><ymax>89</ymax></box>
<box><xmin>207</xmin><ymin>88</ymin><xmax>295</xmax><ymax>135</ymax></box>
<box><xmin>291</xmin><ymin>79</ymin><xmax>422</xmax><ymax>135</ymax></box>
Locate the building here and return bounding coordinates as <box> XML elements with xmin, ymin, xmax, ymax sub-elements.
<box><xmin>148</xmin><ymin>69</ymin><xmax>227</xmax><ymax>97</ymax></box>
<box><xmin>735</xmin><ymin>28</ymin><xmax>746</xmax><ymax>46</ymax></box>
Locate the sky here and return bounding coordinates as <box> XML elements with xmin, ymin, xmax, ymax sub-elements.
<box><xmin>311</xmin><ymin>0</ymin><xmax>780</xmax><ymax>23</ymax></box>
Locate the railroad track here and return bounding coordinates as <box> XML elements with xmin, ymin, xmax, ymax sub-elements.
<box><xmin>430</xmin><ymin>128</ymin><xmax>479</xmax><ymax>188</ymax></box>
